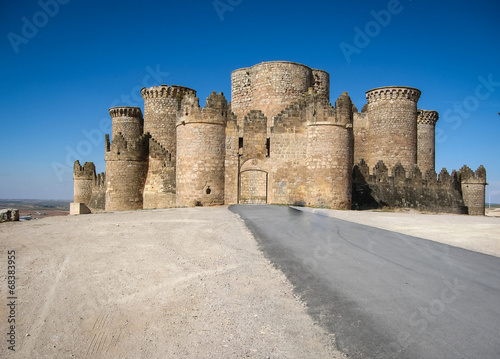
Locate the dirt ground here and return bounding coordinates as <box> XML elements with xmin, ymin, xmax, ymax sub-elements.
<box><xmin>1</xmin><ymin>206</ymin><xmax>499</xmax><ymax>358</ymax></box>
<box><xmin>0</xmin><ymin>207</ymin><xmax>343</xmax><ymax>359</ymax></box>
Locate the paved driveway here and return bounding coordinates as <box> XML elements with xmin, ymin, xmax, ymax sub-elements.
<box><xmin>230</xmin><ymin>205</ymin><xmax>500</xmax><ymax>359</ymax></box>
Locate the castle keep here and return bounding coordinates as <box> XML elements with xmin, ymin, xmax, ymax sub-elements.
<box><xmin>72</xmin><ymin>61</ymin><xmax>487</xmax><ymax>215</ymax></box>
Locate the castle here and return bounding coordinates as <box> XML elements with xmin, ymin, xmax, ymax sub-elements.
<box><xmin>72</xmin><ymin>61</ymin><xmax>487</xmax><ymax>215</ymax></box>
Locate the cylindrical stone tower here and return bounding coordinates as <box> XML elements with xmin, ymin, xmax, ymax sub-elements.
<box><xmin>417</xmin><ymin>109</ymin><xmax>439</xmax><ymax>174</ymax></box>
<box><xmin>105</xmin><ymin>106</ymin><xmax>149</xmax><ymax>211</ymax></box>
<box><xmin>460</xmin><ymin>165</ymin><xmax>487</xmax><ymax>216</ymax></box>
<box><xmin>175</xmin><ymin>93</ymin><xmax>227</xmax><ymax>207</ymax></box>
<box><xmin>231</xmin><ymin>61</ymin><xmax>330</xmax><ymax>133</ymax></box>
<box><xmin>365</xmin><ymin>86</ymin><xmax>421</xmax><ymax>170</ymax></box>
<box><xmin>305</xmin><ymin>93</ymin><xmax>353</xmax><ymax>210</ymax></box>
<box><xmin>108</xmin><ymin>107</ymin><xmax>144</xmax><ymax>144</ymax></box>
<box><xmin>73</xmin><ymin>161</ymin><xmax>95</xmax><ymax>205</ymax></box>
<box><xmin>141</xmin><ymin>85</ymin><xmax>196</xmax><ymax>159</ymax></box>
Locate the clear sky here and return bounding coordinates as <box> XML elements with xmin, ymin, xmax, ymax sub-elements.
<box><xmin>1</xmin><ymin>0</ymin><xmax>499</xmax><ymax>203</ymax></box>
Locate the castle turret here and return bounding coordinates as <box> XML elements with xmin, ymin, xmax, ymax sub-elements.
<box><xmin>305</xmin><ymin>93</ymin><xmax>353</xmax><ymax>209</ymax></box>
<box><xmin>459</xmin><ymin>165</ymin><xmax>487</xmax><ymax>215</ymax></box>
<box><xmin>141</xmin><ymin>85</ymin><xmax>196</xmax><ymax>209</ymax></box>
<box><xmin>175</xmin><ymin>92</ymin><xmax>228</xmax><ymax>207</ymax></box>
<box><xmin>105</xmin><ymin>106</ymin><xmax>149</xmax><ymax>211</ymax></box>
<box><xmin>108</xmin><ymin>107</ymin><xmax>144</xmax><ymax>144</ymax></box>
<box><xmin>417</xmin><ymin>110</ymin><xmax>439</xmax><ymax>174</ymax></box>
<box><xmin>73</xmin><ymin>161</ymin><xmax>96</xmax><ymax>205</ymax></box>
<box><xmin>365</xmin><ymin>86</ymin><xmax>421</xmax><ymax>170</ymax></box>
<box><xmin>231</xmin><ymin>61</ymin><xmax>330</xmax><ymax>134</ymax></box>
<box><xmin>141</xmin><ymin>85</ymin><xmax>196</xmax><ymax>159</ymax></box>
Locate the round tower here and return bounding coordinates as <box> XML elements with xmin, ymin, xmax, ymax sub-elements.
<box><xmin>365</xmin><ymin>86</ymin><xmax>421</xmax><ymax>170</ymax></box>
<box><xmin>305</xmin><ymin>93</ymin><xmax>353</xmax><ymax>210</ymax></box>
<box><xmin>141</xmin><ymin>85</ymin><xmax>196</xmax><ymax>159</ymax></box>
<box><xmin>105</xmin><ymin>106</ymin><xmax>149</xmax><ymax>211</ymax></box>
<box><xmin>175</xmin><ymin>92</ymin><xmax>227</xmax><ymax>207</ymax></box>
<box><xmin>108</xmin><ymin>107</ymin><xmax>144</xmax><ymax>144</ymax></box>
<box><xmin>231</xmin><ymin>61</ymin><xmax>330</xmax><ymax>133</ymax></box>
<box><xmin>417</xmin><ymin>109</ymin><xmax>439</xmax><ymax>174</ymax></box>
<box><xmin>73</xmin><ymin>161</ymin><xmax>95</xmax><ymax>205</ymax></box>
<box><xmin>460</xmin><ymin>165</ymin><xmax>487</xmax><ymax>216</ymax></box>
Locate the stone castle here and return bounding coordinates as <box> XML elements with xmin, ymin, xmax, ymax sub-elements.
<box><xmin>72</xmin><ymin>61</ymin><xmax>487</xmax><ymax>215</ymax></box>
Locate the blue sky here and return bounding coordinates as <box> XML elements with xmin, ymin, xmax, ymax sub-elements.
<box><xmin>0</xmin><ymin>0</ymin><xmax>499</xmax><ymax>203</ymax></box>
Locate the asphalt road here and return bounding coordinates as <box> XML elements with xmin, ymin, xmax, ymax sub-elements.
<box><xmin>229</xmin><ymin>205</ymin><xmax>500</xmax><ymax>359</ymax></box>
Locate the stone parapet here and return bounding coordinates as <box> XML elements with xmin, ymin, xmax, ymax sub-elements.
<box><xmin>140</xmin><ymin>85</ymin><xmax>196</xmax><ymax>100</ymax></box>
<box><xmin>417</xmin><ymin>109</ymin><xmax>439</xmax><ymax>125</ymax></box>
<box><xmin>366</xmin><ymin>86</ymin><xmax>421</xmax><ymax>103</ymax></box>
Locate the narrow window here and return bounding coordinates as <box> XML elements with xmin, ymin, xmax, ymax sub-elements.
<box><xmin>239</xmin><ymin>137</ymin><xmax>243</xmax><ymax>149</ymax></box>
<box><xmin>266</xmin><ymin>138</ymin><xmax>270</xmax><ymax>157</ymax></box>
<box><xmin>206</xmin><ymin>186</ymin><xmax>211</xmax><ymax>195</ymax></box>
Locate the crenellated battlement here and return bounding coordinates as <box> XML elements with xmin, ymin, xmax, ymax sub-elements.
<box><xmin>176</xmin><ymin>92</ymin><xmax>228</xmax><ymax>126</ymax></box>
<box><xmin>417</xmin><ymin>109</ymin><xmax>439</xmax><ymax>125</ymax></box>
<box><xmin>366</xmin><ymin>86</ymin><xmax>421</xmax><ymax>104</ymax></box>
<box><xmin>457</xmin><ymin>165</ymin><xmax>487</xmax><ymax>183</ymax></box>
<box><xmin>73</xmin><ymin>161</ymin><xmax>96</xmax><ymax>179</ymax></box>
<box><xmin>141</xmin><ymin>85</ymin><xmax>196</xmax><ymax>100</ymax></box>
<box><xmin>273</xmin><ymin>89</ymin><xmax>355</xmax><ymax>133</ymax></box>
<box><xmin>105</xmin><ymin>132</ymin><xmax>150</xmax><ymax>161</ymax></box>
<box><xmin>205</xmin><ymin>91</ymin><xmax>228</xmax><ymax>109</ymax></box>
<box><xmin>149</xmin><ymin>137</ymin><xmax>173</xmax><ymax>163</ymax></box>
<box><xmin>109</xmin><ymin>106</ymin><xmax>143</xmax><ymax>119</ymax></box>
<box><xmin>335</xmin><ymin>91</ymin><xmax>352</xmax><ymax>109</ymax></box>
<box><xmin>352</xmin><ymin>159</ymin><xmax>467</xmax><ymax>213</ymax></box>
<box><xmin>353</xmin><ymin>159</ymin><xmax>461</xmax><ymax>189</ymax></box>
<box><xmin>94</xmin><ymin>172</ymin><xmax>105</xmax><ymax>188</ymax></box>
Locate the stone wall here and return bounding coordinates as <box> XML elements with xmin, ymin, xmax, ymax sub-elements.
<box><xmin>88</xmin><ymin>172</ymin><xmax>106</xmax><ymax>211</ymax></box>
<box><xmin>352</xmin><ymin>159</ymin><xmax>468</xmax><ymax>214</ymax></box>
<box><xmin>311</xmin><ymin>69</ymin><xmax>330</xmax><ymax>101</ymax></box>
<box><xmin>143</xmin><ymin>138</ymin><xmax>176</xmax><ymax>209</ymax></box>
<box><xmin>230</xmin><ymin>68</ymin><xmax>252</xmax><ymax>135</ymax></box>
<box><xmin>224</xmin><ymin>113</ymin><xmax>239</xmax><ymax>205</ymax></box>
<box><xmin>353</xmin><ymin>109</ymin><xmax>369</xmax><ymax>165</ymax></box>
<box><xmin>269</xmin><ymin>97</ymin><xmax>309</xmax><ymax>205</ymax></box>
<box><xmin>242</xmin><ymin>110</ymin><xmax>268</xmax><ymax>161</ymax></box>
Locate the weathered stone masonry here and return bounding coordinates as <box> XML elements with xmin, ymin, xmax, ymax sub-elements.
<box><xmin>72</xmin><ymin>61</ymin><xmax>487</xmax><ymax>215</ymax></box>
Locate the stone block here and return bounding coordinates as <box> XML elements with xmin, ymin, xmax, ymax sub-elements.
<box><xmin>70</xmin><ymin>203</ymin><xmax>91</xmax><ymax>215</ymax></box>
